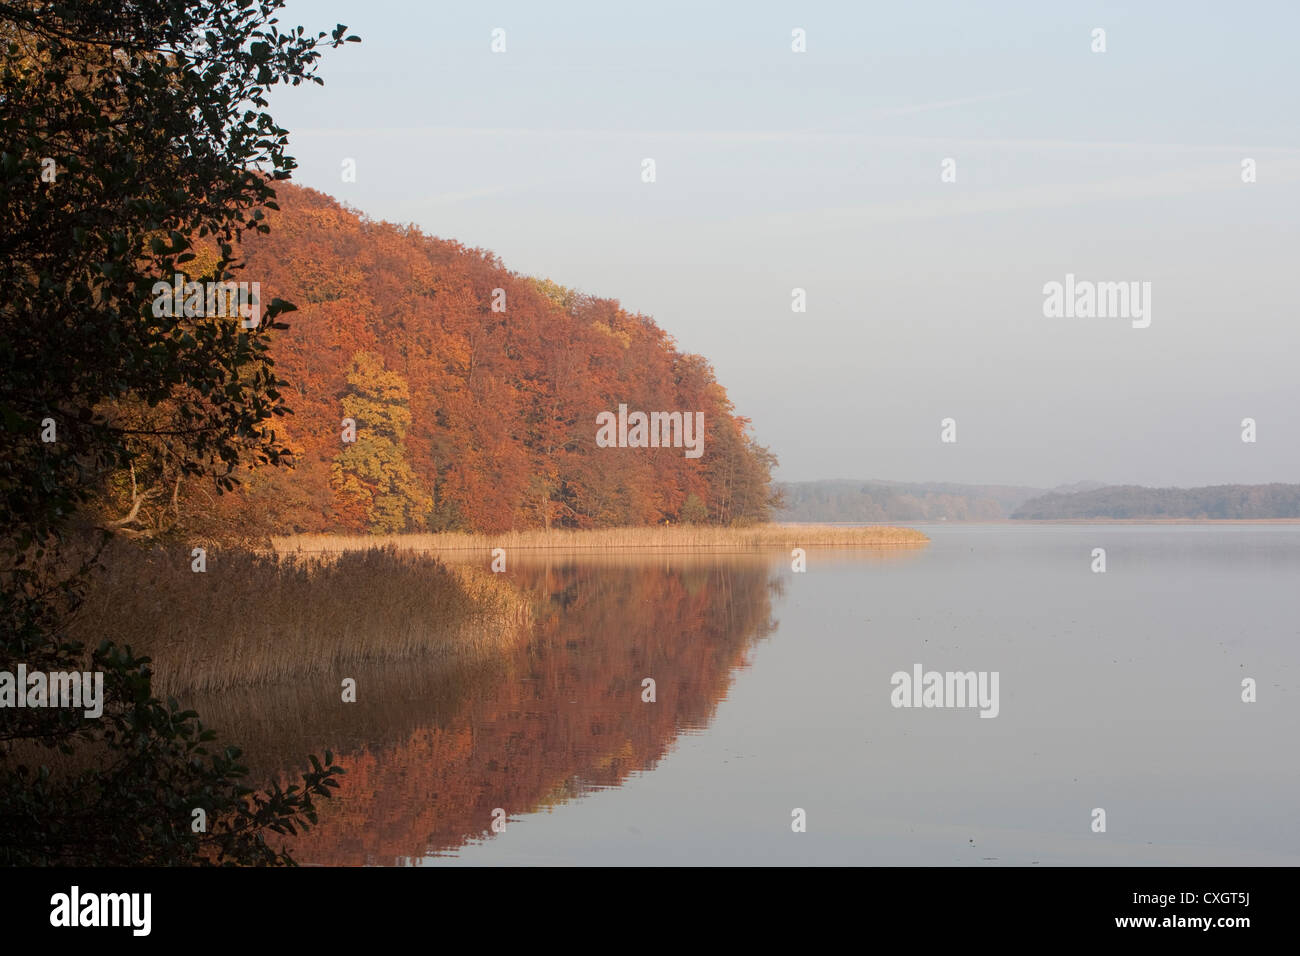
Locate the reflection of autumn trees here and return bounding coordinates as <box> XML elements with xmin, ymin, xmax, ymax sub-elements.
<box><xmin>272</xmin><ymin>558</ymin><xmax>779</xmax><ymax>864</ymax></box>
<box><xmin>194</xmin><ymin>183</ymin><xmax>780</xmax><ymax>538</ymax></box>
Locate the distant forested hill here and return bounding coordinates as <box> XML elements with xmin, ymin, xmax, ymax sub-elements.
<box><xmin>776</xmin><ymin>480</ymin><xmax>1058</xmax><ymax>521</ymax></box>
<box><xmin>1012</xmin><ymin>484</ymin><xmax>1300</xmax><ymax>519</ymax></box>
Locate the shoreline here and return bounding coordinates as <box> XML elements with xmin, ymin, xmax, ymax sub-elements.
<box><xmin>273</xmin><ymin>524</ymin><xmax>930</xmax><ymax>556</ymax></box>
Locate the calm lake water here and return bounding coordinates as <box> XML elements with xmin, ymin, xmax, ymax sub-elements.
<box><xmin>226</xmin><ymin>524</ymin><xmax>1300</xmax><ymax>865</ymax></box>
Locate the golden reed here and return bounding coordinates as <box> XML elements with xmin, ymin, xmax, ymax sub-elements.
<box><xmin>273</xmin><ymin>523</ymin><xmax>929</xmax><ymax>558</ymax></box>
<box><xmin>68</xmin><ymin>542</ymin><xmax>531</xmax><ymax>697</ymax></box>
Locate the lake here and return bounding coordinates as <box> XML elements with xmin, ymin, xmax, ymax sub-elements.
<box><xmin>215</xmin><ymin>524</ymin><xmax>1300</xmax><ymax>865</ymax></box>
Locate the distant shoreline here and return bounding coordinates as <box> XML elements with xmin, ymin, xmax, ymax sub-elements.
<box><xmin>1013</xmin><ymin>518</ymin><xmax>1300</xmax><ymax>524</ymax></box>
<box><xmin>777</xmin><ymin>480</ymin><xmax>1300</xmax><ymax>523</ymax></box>
<box><xmin>780</xmin><ymin>518</ymin><xmax>1300</xmax><ymax>526</ymax></box>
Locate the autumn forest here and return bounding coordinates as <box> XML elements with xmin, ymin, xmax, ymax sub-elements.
<box><xmin>151</xmin><ymin>184</ymin><xmax>782</xmax><ymax>543</ymax></box>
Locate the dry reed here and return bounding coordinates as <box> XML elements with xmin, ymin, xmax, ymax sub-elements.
<box><xmin>67</xmin><ymin>542</ymin><xmax>531</xmax><ymax>698</ymax></box>
<box><xmin>272</xmin><ymin>523</ymin><xmax>929</xmax><ymax>560</ymax></box>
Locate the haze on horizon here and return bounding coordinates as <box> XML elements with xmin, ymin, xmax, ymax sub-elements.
<box><xmin>273</xmin><ymin>0</ymin><xmax>1300</xmax><ymax>490</ymax></box>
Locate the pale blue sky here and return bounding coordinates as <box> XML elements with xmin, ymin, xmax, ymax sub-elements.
<box><xmin>271</xmin><ymin>1</ymin><xmax>1300</xmax><ymax>487</ymax></box>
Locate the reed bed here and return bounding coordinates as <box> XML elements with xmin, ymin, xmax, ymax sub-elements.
<box><xmin>390</xmin><ymin>547</ymin><xmax>928</xmax><ymax>572</ymax></box>
<box><xmin>273</xmin><ymin>523</ymin><xmax>929</xmax><ymax>559</ymax></box>
<box><xmin>68</xmin><ymin>542</ymin><xmax>532</xmax><ymax>698</ymax></box>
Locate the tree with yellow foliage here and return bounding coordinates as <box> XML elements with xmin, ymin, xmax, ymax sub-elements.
<box><xmin>331</xmin><ymin>351</ymin><xmax>431</xmax><ymax>533</ymax></box>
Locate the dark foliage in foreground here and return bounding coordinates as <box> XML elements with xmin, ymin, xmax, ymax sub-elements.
<box><xmin>1</xmin><ymin>0</ymin><xmax>356</xmax><ymax>865</ymax></box>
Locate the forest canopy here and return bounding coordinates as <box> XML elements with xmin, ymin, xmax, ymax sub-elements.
<box><xmin>195</xmin><ymin>183</ymin><xmax>781</xmax><ymax>539</ymax></box>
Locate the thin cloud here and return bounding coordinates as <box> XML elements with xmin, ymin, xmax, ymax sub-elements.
<box><xmin>875</xmin><ymin>90</ymin><xmax>1031</xmax><ymax>117</ymax></box>
<box><xmin>417</xmin><ymin>184</ymin><xmax>512</xmax><ymax>205</ymax></box>
<box><xmin>293</xmin><ymin>125</ymin><xmax>1300</xmax><ymax>155</ymax></box>
<box><xmin>755</xmin><ymin>159</ymin><xmax>1300</xmax><ymax>230</ymax></box>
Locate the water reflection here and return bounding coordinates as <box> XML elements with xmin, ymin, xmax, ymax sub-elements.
<box><xmin>194</xmin><ymin>553</ymin><xmax>800</xmax><ymax>864</ymax></box>
<box><xmin>185</xmin><ymin>529</ymin><xmax>1300</xmax><ymax>866</ymax></box>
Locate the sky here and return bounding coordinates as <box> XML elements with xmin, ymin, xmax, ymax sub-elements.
<box><xmin>270</xmin><ymin>0</ymin><xmax>1299</xmax><ymax>488</ymax></box>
